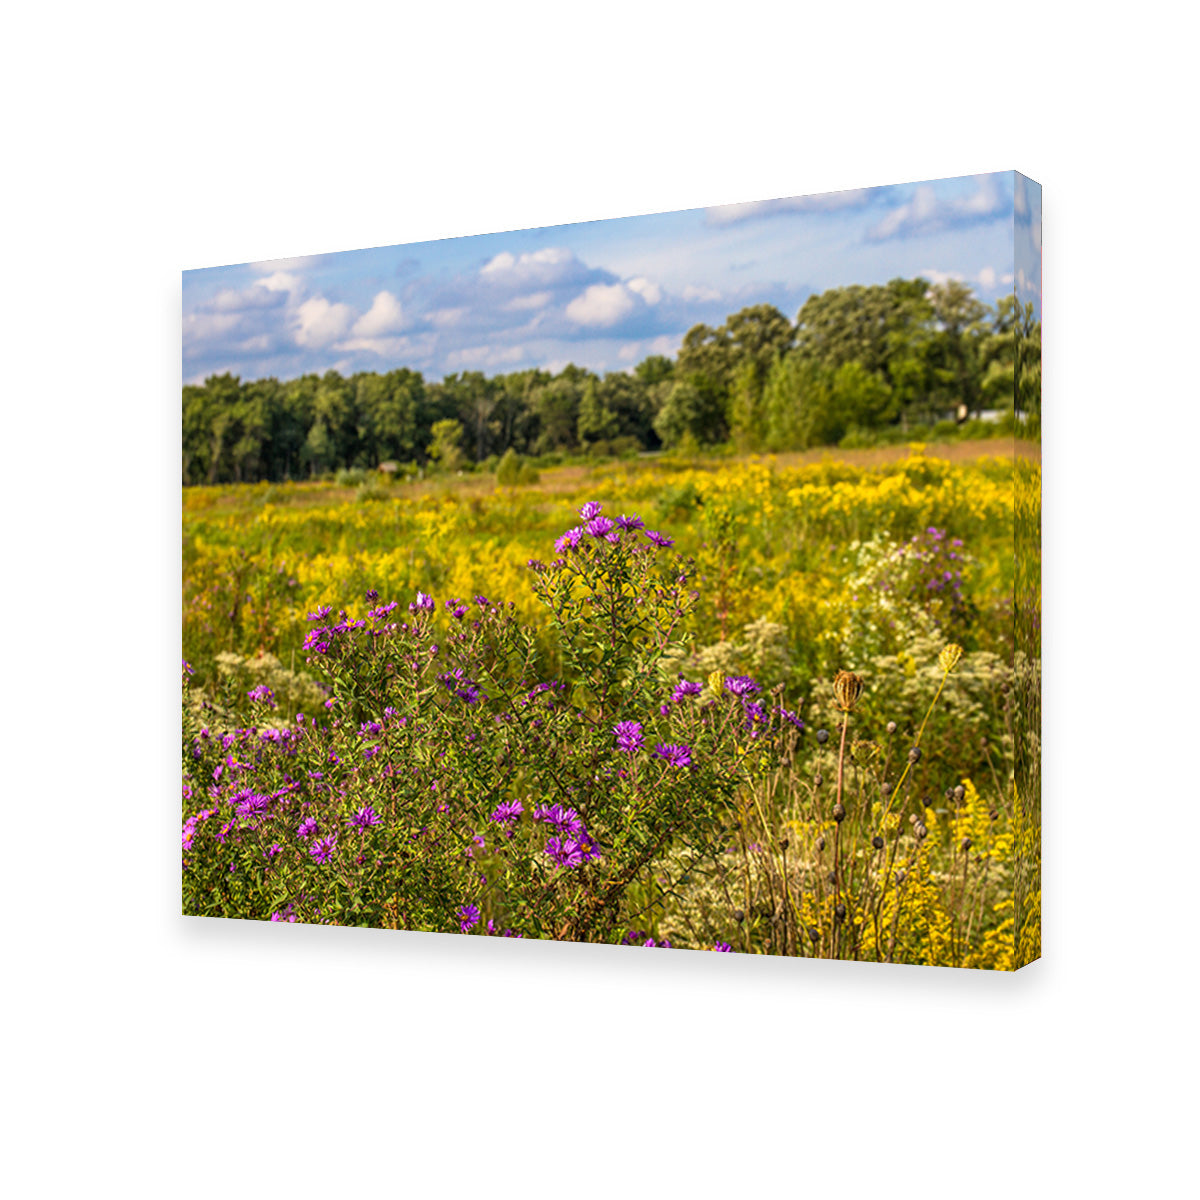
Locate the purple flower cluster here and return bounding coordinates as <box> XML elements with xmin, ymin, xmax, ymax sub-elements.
<box><xmin>437</xmin><ymin>668</ymin><xmax>484</xmax><ymax>705</ymax></box>
<box><xmin>724</xmin><ymin>675</ymin><xmax>760</xmax><ymax>697</ymax></box>
<box><xmin>457</xmin><ymin>903</ymin><xmax>481</xmax><ymax>933</ymax></box>
<box><xmin>671</xmin><ymin>678</ymin><xmax>703</xmax><ymax>703</ymax></box>
<box><xmin>488</xmin><ymin>799</ymin><xmax>525</xmax><ymax>824</ymax></box>
<box><xmin>348</xmin><ymin>805</ymin><xmax>381</xmax><ymax>831</ymax></box>
<box><xmin>409</xmin><ymin>591</ymin><xmax>435</xmax><ymax>614</ymax></box>
<box><xmin>246</xmin><ymin>684</ymin><xmax>276</xmax><ymax>707</ymax></box>
<box><xmin>654</xmin><ymin>743</ymin><xmax>693</xmax><ymax>768</ymax></box>
<box><xmin>309</xmin><ymin>835</ymin><xmax>337</xmax><ymax>865</ymax></box>
<box><xmin>613</xmin><ymin>720</ymin><xmax>644</xmax><ymax>753</ymax></box>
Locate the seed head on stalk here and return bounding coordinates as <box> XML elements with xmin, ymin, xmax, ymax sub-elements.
<box><xmin>938</xmin><ymin>643</ymin><xmax>963</xmax><ymax>674</ymax></box>
<box><xmin>833</xmin><ymin>670</ymin><xmax>864</xmax><ymax>713</ymax></box>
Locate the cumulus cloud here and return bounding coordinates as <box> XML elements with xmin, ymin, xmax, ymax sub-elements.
<box><xmin>352</xmin><ymin>291</ymin><xmax>406</xmax><ymax>337</ymax></box>
<box><xmin>627</xmin><ymin>277</ymin><xmax>661</xmax><ymax>305</ymax></box>
<box><xmin>295</xmin><ymin>296</ymin><xmax>355</xmax><ymax>348</ymax></box>
<box><xmin>505</xmin><ymin>291</ymin><xmax>552</xmax><ymax>311</ymax></box>
<box><xmin>480</xmin><ymin>246</ymin><xmax>578</xmax><ymax>287</ymax></box>
<box><xmin>430</xmin><ymin>307</ymin><xmax>467</xmax><ymax>328</ymax></box>
<box><xmin>681</xmin><ymin>284</ymin><xmax>721</xmax><ymax>303</ymax></box>
<box><xmin>443</xmin><ymin>343</ymin><xmax>528</xmax><ymax>370</ymax></box>
<box><xmin>868</xmin><ymin>175</ymin><xmax>1010</xmax><ymax>241</ymax></box>
<box><xmin>566</xmin><ymin>282</ymin><xmax>637</xmax><ymax>327</ymax></box>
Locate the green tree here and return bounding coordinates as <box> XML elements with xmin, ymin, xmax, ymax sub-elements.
<box><xmin>427</xmin><ymin>418</ymin><xmax>466</xmax><ymax>471</ymax></box>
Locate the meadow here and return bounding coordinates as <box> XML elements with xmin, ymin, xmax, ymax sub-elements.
<box><xmin>182</xmin><ymin>441</ymin><xmax>1041</xmax><ymax>968</ymax></box>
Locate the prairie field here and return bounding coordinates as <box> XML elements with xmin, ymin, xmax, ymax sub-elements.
<box><xmin>182</xmin><ymin>442</ymin><xmax>1040</xmax><ymax>968</ymax></box>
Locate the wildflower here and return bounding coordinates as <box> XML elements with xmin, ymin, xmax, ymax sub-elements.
<box><xmin>544</xmin><ymin>834</ymin><xmax>600</xmax><ymax>868</ymax></box>
<box><xmin>457</xmin><ymin>904</ymin><xmax>481</xmax><ymax>933</ymax></box>
<box><xmin>309</xmin><ymin>835</ymin><xmax>337</xmax><ymax>865</ymax></box>
<box><xmin>488</xmin><ymin>799</ymin><xmax>524</xmax><ymax>824</ymax></box>
<box><xmin>654</xmin><ymin>743</ymin><xmax>693</xmax><ymax>768</ymax></box>
<box><xmin>445</xmin><ymin>597</ymin><xmax>468</xmax><ymax>619</ymax></box>
<box><xmin>644</xmin><ymin>530</ymin><xmax>674</xmax><ymax>548</ymax></box>
<box><xmin>613</xmin><ymin>720</ymin><xmax>644</xmax><ymax>753</ymax></box>
<box><xmin>554</xmin><ymin>527</ymin><xmax>584</xmax><ymax>553</ymax></box>
<box><xmin>265</xmin><ymin>842</ymin><xmax>283</xmax><ymax>859</ymax></box>
<box><xmin>349</xmin><ymin>805</ymin><xmax>381</xmax><ymax>831</ymax></box>
<box><xmin>724</xmin><ymin>675</ymin><xmax>760</xmax><ymax>697</ymax></box>
<box><xmin>615</xmin><ymin>513</ymin><xmax>644</xmax><ymax>531</ymax></box>
<box><xmin>364</xmin><ymin>588</ymin><xmax>379</xmax><ymax>601</ymax></box>
<box><xmin>579</xmin><ymin>501</ymin><xmax>603</xmax><ymax>521</ymax></box>
<box><xmin>713</xmin><ymin>942</ymin><xmax>733</xmax><ymax>952</ymax></box>
<box><xmin>409</xmin><ymin>591</ymin><xmax>435</xmax><ymax>613</ymax></box>
<box><xmin>246</xmin><ymin>684</ymin><xmax>276</xmax><ymax>706</ymax></box>
<box><xmin>307</xmin><ymin>605</ymin><xmax>332</xmax><ymax>621</ymax></box>
<box><xmin>534</xmin><ymin>804</ymin><xmax>584</xmax><ymax>834</ymax></box>
<box><xmin>585</xmin><ymin>515</ymin><xmax>615</xmax><ymax>538</ymax></box>
<box><xmin>474</xmin><ymin>595</ymin><xmax>490</xmax><ymax>607</ymax></box>
<box><xmin>938</xmin><ymin>643</ymin><xmax>964</xmax><ymax>673</ymax></box>
<box><xmin>833</xmin><ymin>670</ymin><xmax>864</xmax><ymax>712</ymax></box>
<box><xmin>297</xmin><ymin>816</ymin><xmax>319</xmax><ymax>840</ymax></box>
<box><xmin>672</xmin><ymin>678</ymin><xmax>703</xmax><ymax>703</ymax></box>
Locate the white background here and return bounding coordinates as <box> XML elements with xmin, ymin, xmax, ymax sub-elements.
<box><xmin>5</xmin><ymin>3</ymin><xmax>1195</xmax><ymax>1196</ymax></box>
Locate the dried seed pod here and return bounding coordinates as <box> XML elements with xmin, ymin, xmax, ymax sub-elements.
<box><xmin>886</xmin><ymin>720</ymin><xmax>898</xmax><ymax>735</ymax></box>
<box><xmin>895</xmin><ymin>870</ymin><xmax>907</xmax><ymax>885</ymax></box>
<box><xmin>908</xmin><ymin>746</ymin><xmax>922</xmax><ymax>764</ymax></box>
<box><xmin>813</xmin><ymin>773</ymin><xmax>824</xmax><ymax>787</ymax></box>
<box><xmin>961</xmin><ymin>837</ymin><xmax>973</xmax><ymax>852</ymax></box>
<box><xmin>807</xmin><ymin>926</ymin><xmax>820</xmax><ymax>942</ymax></box>
<box><xmin>833</xmin><ymin>803</ymin><xmax>846</xmax><ymax>823</ymax></box>
<box><xmin>780</xmin><ymin>838</ymin><xmax>789</xmax><ymax>852</ymax></box>
<box><xmin>872</xmin><ymin>835</ymin><xmax>885</xmax><ymax>851</ymax></box>
<box><xmin>953</xmin><ymin>785</ymin><xmax>966</xmax><ymax>803</ymax></box>
<box><xmin>880</xmin><ymin>781</ymin><xmax>892</xmax><ymax>797</ymax></box>
<box><xmin>834</xmin><ymin>903</ymin><xmax>847</xmax><ymax>923</ymax></box>
<box><xmin>733</xmin><ymin>909</ymin><xmax>745</xmax><ymax>923</ymax></box>
<box><xmin>915</xmin><ymin>822</ymin><xmax>928</xmax><ymax>841</ymax></box>
<box><xmin>827</xmin><ymin>871</ymin><xmax>838</xmax><ymax>885</ymax></box>
<box><xmin>816</xmin><ymin>729</ymin><xmax>829</xmax><ymax>745</ymax></box>
<box><xmin>816</xmin><ymin>835</ymin><xmax>826</xmax><ymax>852</ymax></box>
<box><xmin>989</xmin><ymin>808</ymin><xmax>999</xmax><ymax>821</ymax></box>
<box><xmin>833</xmin><ymin>670</ymin><xmax>865</xmax><ymax>712</ymax></box>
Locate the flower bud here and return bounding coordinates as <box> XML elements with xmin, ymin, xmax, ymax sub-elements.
<box><xmin>833</xmin><ymin>803</ymin><xmax>846</xmax><ymax>823</ymax></box>
<box><xmin>813</xmin><ymin>773</ymin><xmax>824</xmax><ymax>787</ymax></box>
<box><xmin>886</xmin><ymin>720</ymin><xmax>897</xmax><ymax>735</ymax></box>
<box><xmin>816</xmin><ymin>729</ymin><xmax>829</xmax><ymax>745</ymax></box>
<box><xmin>908</xmin><ymin>746</ymin><xmax>922</xmax><ymax>764</ymax></box>
<box><xmin>872</xmin><ymin>835</ymin><xmax>884</xmax><ymax>850</ymax></box>
<box><xmin>961</xmin><ymin>837</ymin><xmax>972</xmax><ymax>852</ymax></box>
<box><xmin>816</xmin><ymin>835</ymin><xmax>826</xmax><ymax>852</ymax></box>
<box><xmin>834</xmin><ymin>903</ymin><xmax>847</xmax><ymax>923</ymax></box>
<box><xmin>733</xmin><ymin>908</ymin><xmax>745</xmax><ymax>923</ymax></box>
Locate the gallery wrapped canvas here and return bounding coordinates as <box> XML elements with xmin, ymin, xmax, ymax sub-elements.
<box><xmin>182</xmin><ymin>171</ymin><xmax>1041</xmax><ymax>968</ymax></box>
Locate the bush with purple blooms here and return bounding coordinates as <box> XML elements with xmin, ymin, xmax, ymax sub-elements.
<box><xmin>182</xmin><ymin>502</ymin><xmax>802</xmax><ymax>944</ymax></box>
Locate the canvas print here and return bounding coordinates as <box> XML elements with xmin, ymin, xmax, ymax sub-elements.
<box><xmin>182</xmin><ymin>171</ymin><xmax>1041</xmax><ymax>969</ymax></box>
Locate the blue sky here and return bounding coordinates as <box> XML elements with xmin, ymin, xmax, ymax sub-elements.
<box><xmin>183</xmin><ymin>171</ymin><xmax>1035</xmax><ymax>385</ymax></box>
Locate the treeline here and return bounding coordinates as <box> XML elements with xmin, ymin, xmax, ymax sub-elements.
<box><xmin>182</xmin><ymin>278</ymin><xmax>1040</xmax><ymax>484</ymax></box>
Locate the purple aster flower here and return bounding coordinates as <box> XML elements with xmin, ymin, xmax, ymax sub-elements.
<box><xmin>724</xmin><ymin>675</ymin><xmax>760</xmax><ymax>697</ymax></box>
<box><xmin>457</xmin><ymin>904</ymin><xmax>481</xmax><ymax>933</ymax></box>
<box><xmin>181</xmin><ymin>818</ymin><xmax>198</xmax><ymax>851</ymax></box>
<box><xmin>246</xmin><ymin>684</ymin><xmax>276</xmax><ymax>706</ymax></box>
<box><xmin>349</xmin><ymin>805</ymin><xmax>381</xmax><ymax>831</ymax></box>
<box><xmin>264</xmin><ymin>842</ymin><xmax>283</xmax><ymax>860</ymax></box>
<box><xmin>534</xmin><ymin>804</ymin><xmax>584</xmax><ymax>834</ymax></box>
<box><xmin>613</xmin><ymin>720</ymin><xmax>644</xmax><ymax>753</ymax></box>
<box><xmin>713</xmin><ymin>942</ymin><xmax>733</xmax><ymax>952</ymax></box>
<box><xmin>474</xmin><ymin>595</ymin><xmax>490</xmax><ymax>607</ymax></box>
<box><xmin>654</xmin><ymin>742</ymin><xmax>693</xmax><ymax>768</ymax></box>
<box><xmin>181</xmin><ymin>660</ymin><xmax>194</xmax><ymax>677</ymax></box>
<box><xmin>554</xmin><ymin>526</ymin><xmax>585</xmax><ymax>554</ymax></box>
<box><xmin>644</xmin><ymin>530</ymin><xmax>674</xmax><ymax>548</ymax></box>
<box><xmin>488</xmin><ymin>799</ymin><xmax>525</xmax><ymax>824</ymax></box>
<box><xmin>585</xmin><ymin>515</ymin><xmax>615</xmax><ymax>538</ymax></box>
<box><xmin>297</xmin><ymin>816</ymin><xmax>320</xmax><ymax>840</ymax></box>
<box><xmin>671</xmin><ymin>678</ymin><xmax>703</xmax><ymax>703</ymax></box>
<box><xmin>307</xmin><ymin>605</ymin><xmax>332</xmax><ymax>621</ymax></box>
<box><xmin>309</xmin><ymin>835</ymin><xmax>337</xmax><ymax>865</ymax></box>
<box><xmin>364</xmin><ymin>588</ymin><xmax>379</xmax><ymax>601</ymax></box>
<box><xmin>270</xmin><ymin>910</ymin><xmax>298</xmax><ymax>923</ymax></box>
<box><xmin>615</xmin><ymin>514</ymin><xmax>644</xmax><ymax>531</ymax></box>
<box><xmin>409</xmin><ymin>591</ymin><xmax>435</xmax><ymax>613</ymax></box>
<box><xmin>579</xmin><ymin>501</ymin><xmax>603</xmax><ymax>521</ymax></box>
<box><xmin>235</xmin><ymin>791</ymin><xmax>271</xmax><ymax>819</ymax></box>
<box><xmin>544</xmin><ymin>833</ymin><xmax>600</xmax><ymax>869</ymax></box>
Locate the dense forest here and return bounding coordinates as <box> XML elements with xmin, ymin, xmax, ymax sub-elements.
<box><xmin>182</xmin><ymin>278</ymin><xmax>1040</xmax><ymax>485</ymax></box>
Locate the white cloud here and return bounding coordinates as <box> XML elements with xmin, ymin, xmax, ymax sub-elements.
<box><xmin>480</xmin><ymin>246</ymin><xmax>578</xmax><ymax>286</ymax></box>
<box><xmin>869</xmin><ymin>175</ymin><xmax>1009</xmax><ymax>241</ymax></box>
<box><xmin>681</xmin><ymin>284</ymin><xmax>721</xmax><ymax>303</ymax></box>
<box><xmin>443</xmin><ymin>344</ymin><xmax>527</xmax><ymax>370</ymax></box>
<box><xmin>336</xmin><ymin>335</ymin><xmax>413</xmax><ymax>358</ymax></box>
<box><xmin>352</xmin><ymin>291</ymin><xmax>406</xmax><ymax>337</ymax></box>
<box><xmin>566</xmin><ymin>282</ymin><xmax>636</xmax><ymax>327</ymax></box>
<box><xmin>182</xmin><ymin>311</ymin><xmax>242</xmax><ymax>342</ymax></box>
<box><xmin>294</xmin><ymin>296</ymin><xmax>354</xmax><ymax>348</ymax></box>
<box><xmin>505</xmin><ymin>291</ymin><xmax>552</xmax><ymax>311</ymax></box>
<box><xmin>627</xmin><ymin>277</ymin><xmax>661</xmax><ymax>305</ymax></box>
<box><xmin>978</xmin><ymin>266</ymin><xmax>996</xmax><ymax>288</ymax></box>
<box><xmin>430</xmin><ymin>307</ymin><xmax>467</xmax><ymax>328</ymax></box>
<box><xmin>258</xmin><ymin>271</ymin><xmax>302</xmax><ymax>295</ymax></box>
<box><xmin>617</xmin><ymin>342</ymin><xmax>641</xmax><ymax>362</ymax></box>
<box><xmin>648</xmin><ymin>334</ymin><xmax>679</xmax><ymax>357</ymax></box>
